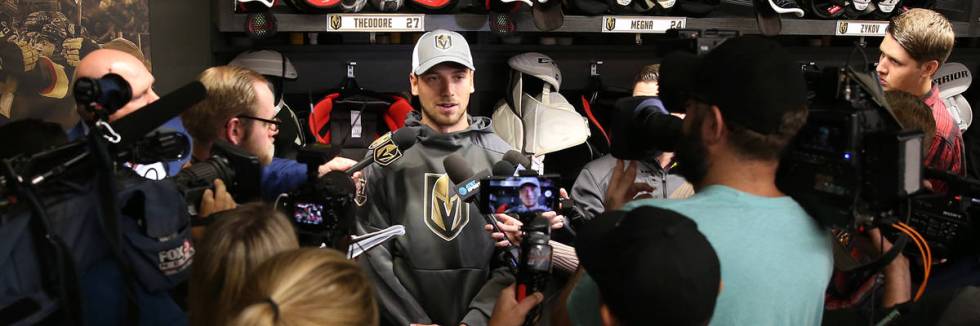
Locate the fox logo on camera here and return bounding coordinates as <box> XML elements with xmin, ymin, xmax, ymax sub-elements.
<box><xmin>158</xmin><ymin>239</ymin><xmax>195</xmax><ymax>275</ymax></box>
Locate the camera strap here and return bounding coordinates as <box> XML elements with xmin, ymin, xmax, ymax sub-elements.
<box><xmin>89</xmin><ymin>128</ymin><xmax>141</xmax><ymax>324</ymax></box>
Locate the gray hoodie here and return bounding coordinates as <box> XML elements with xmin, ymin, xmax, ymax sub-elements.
<box><xmin>355</xmin><ymin>111</ymin><xmax>514</xmax><ymax>326</ymax></box>
<box><xmin>571</xmin><ymin>154</ymin><xmax>691</xmax><ymax>220</ymax></box>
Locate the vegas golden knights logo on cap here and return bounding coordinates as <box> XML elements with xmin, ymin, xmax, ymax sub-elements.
<box><xmin>423</xmin><ymin>173</ymin><xmax>469</xmax><ymax>241</ymax></box>
<box><xmin>605</xmin><ymin>17</ymin><xmax>616</xmax><ymax>32</ymax></box>
<box><xmin>838</xmin><ymin>22</ymin><xmax>848</xmax><ymax>35</ymax></box>
<box><xmin>330</xmin><ymin>15</ymin><xmax>342</xmax><ymax>30</ymax></box>
<box><xmin>434</xmin><ymin>34</ymin><xmax>452</xmax><ymax>50</ymax></box>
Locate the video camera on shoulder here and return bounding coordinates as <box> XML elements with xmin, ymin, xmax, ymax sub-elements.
<box><xmin>170</xmin><ymin>140</ymin><xmax>261</xmax><ymax>216</ymax></box>
<box><xmin>479</xmin><ymin>175</ymin><xmax>559</xmax><ymax>219</ymax></box>
<box><xmin>779</xmin><ymin>66</ymin><xmax>978</xmax><ymax>261</ymax></box>
<box><xmin>778</xmin><ymin>66</ymin><xmax>924</xmax><ymax>229</ymax></box>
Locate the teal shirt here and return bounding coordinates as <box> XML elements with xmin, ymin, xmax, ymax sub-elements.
<box><xmin>568</xmin><ymin>185</ymin><xmax>833</xmax><ymax>326</ymax></box>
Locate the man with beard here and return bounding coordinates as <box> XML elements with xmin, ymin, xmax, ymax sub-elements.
<box><xmin>355</xmin><ymin>30</ymin><xmax>552</xmax><ymax>326</ymax></box>
<box><xmin>567</xmin><ymin>37</ymin><xmax>833</xmax><ymax>326</ymax></box>
<box><xmin>181</xmin><ymin>65</ymin><xmax>357</xmax><ymax>199</ymax></box>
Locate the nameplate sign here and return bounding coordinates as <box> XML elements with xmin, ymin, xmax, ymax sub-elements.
<box><xmin>835</xmin><ymin>20</ymin><xmax>888</xmax><ymax>37</ymax></box>
<box><xmin>601</xmin><ymin>16</ymin><xmax>686</xmax><ymax>33</ymax></box>
<box><xmin>326</xmin><ymin>14</ymin><xmax>424</xmax><ymax>32</ymax></box>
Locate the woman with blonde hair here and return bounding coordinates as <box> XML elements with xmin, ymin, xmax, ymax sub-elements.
<box><xmin>188</xmin><ymin>203</ymin><xmax>299</xmax><ymax>326</ymax></box>
<box><xmin>231</xmin><ymin>248</ymin><xmax>378</xmax><ymax>326</ymax></box>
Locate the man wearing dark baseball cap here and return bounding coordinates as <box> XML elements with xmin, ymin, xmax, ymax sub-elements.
<box><xmin>567</xmin><ymin>36</ymin><xmax>833</xmax><ymax>326</ymax></box>
<box><xmin>576</xmin><ymin>206</ymin><xmax>721</xmax><ymax>326</ymax></box>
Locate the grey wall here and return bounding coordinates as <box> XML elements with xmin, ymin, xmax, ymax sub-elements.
<box><xmin>149</xmin><ymin>0</ymin><xmax>213</xmax><ymax>94</ymax></box>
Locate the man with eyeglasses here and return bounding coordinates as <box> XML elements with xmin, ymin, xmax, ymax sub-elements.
<box><xmin>182</xmin><ymin>65</ymin><xmax>357</xmax><ymax>200</ymax></box>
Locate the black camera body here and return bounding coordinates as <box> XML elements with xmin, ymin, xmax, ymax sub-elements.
<box><xmin>73</xmin><ymin>73</ymin><xmax>132</xmax><ymax>117</ymax></box>
<box><xmin>170</xmin><ymin>140</ymin><xmax>261</xmax><ymax>215</ymax></box>
<box><xmin>276</xmin><ymin>144</ymin><xmax>356</xmax><ymax>248</ymax></box>
<box><xmin>903</xmin><ymin>193</ymin><xmax>977</xmax><ymax>259</ymax></box>
<box><xmin>780</xmin><ymin>67</ymin><xmax>979</xmax><ymax>260</ymax></box>
<box><xmin>778</xmin><ymin>67</ymin><xmax>923</xmax><ymax>229</ymax></box>
<box><xmin>279</xmin><ymin>171</ymin><xmax>355</xmax><ymax>248</ymax></box>
<box><xmin>516</xmin><ymin>215</ymin><xmax>552</xmax><ymax>326</ymax></box>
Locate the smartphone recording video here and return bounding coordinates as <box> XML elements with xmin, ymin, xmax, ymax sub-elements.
<box><xmin>480</xmin><ymin>176</ymin><xmax>558</xmax><ymax>214</ymax></box>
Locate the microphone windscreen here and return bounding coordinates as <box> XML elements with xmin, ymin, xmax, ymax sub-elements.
<box><xmin>492</xmin><ymin>160</ymin><xmax>517</xmax><ymax>177</ymax></box>
<box><xmin>502</xmin><ymin>150</ymin><xmax>531</xmax><ymax>168</ymax></box>
<box><xmin>443</xmin><ymin>154</ymin><xmax>474</xmax><ymax>184</ymax></box>
<box><xmin>391</xmin><ymin>127</ymin><xmax>421</xmax><ymax>150</ymax></box>
<box><xmin>111</xmin><ymin>81</ymin><xmax>206</xmax><ymax>148</ymax></box>
<box><xmin>319</xmin><ymin>170</ymin><xmax>356</xmax><ymax>195</ymax></box>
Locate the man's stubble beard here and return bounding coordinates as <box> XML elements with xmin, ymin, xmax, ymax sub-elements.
<box><xmin>674</xmin><ymin>116</ymin><xmax>710</xmax><ymax>187</ymax></box>
<box><xmin>241</xmin><ymin>123</ymin><xmax>274</xmax><ymax>166</ymax></box>
<box><xmin>422</xmin><ymin>104</ymin><xmax>466</xmax><ymax>129</ymax></box>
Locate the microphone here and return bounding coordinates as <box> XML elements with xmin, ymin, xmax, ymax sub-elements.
<box><xmin>345</xmin><ymin>127</ymin><xmax>420</xmax><ymax>175</ymax></box>
<box><xmin>444</xmin><ymin>154</ymin><xmax>489</xmax><ymax>203</ymax></box>
<box><xmin>110</xmin><ymin>81</ymin><xmax>207</xmax><ymax>149</ymax></box>
<box><xmin>492</xmin><ymin>160</ymin><xmax>517</xmax><ymax>177</ymax></box>
<box><xmin>502</xmin><ymin>150</ymin><xmax>532</xmax><ymax>170</ymax></box>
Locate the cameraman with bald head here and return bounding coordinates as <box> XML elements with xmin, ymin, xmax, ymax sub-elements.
<box><xmin>70</xmin><ymin>48</ymin><xmax>196</xmax><ymax>325</ymax></box>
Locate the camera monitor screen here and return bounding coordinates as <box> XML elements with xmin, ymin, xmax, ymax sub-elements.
<box><xmin>294</xmin><ymin>202</ymin><xmax>324</xmax><ymax>225</ymax></box>
<box><xmin>480</xmin><ymin>176</ymin><xmax>558</xmax><ymax>214</ymax></box>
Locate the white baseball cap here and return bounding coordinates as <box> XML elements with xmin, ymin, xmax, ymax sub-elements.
<box><xmin>411</xmin><ymin>29</ymin><xmax>475</xmax><ymax>75</ymax></box>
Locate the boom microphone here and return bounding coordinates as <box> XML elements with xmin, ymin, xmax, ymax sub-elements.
<box><xmin>345</xmin><ymin>127</ymin><xmax>420</xmax><ymax>175</ymax></box>
<box><xmin>109</xmin><ymin>81</ymin><xmax>207</xmax><ymax>149</ymax></box>
<box><xmin>444</xmin><ymin>154</ymin><xmax>489</xmax><ymax>203</ymax></box>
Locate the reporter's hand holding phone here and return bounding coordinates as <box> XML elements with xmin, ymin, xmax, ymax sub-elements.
<box><xmin>485</xmin><ymin>211</ymin><xmax>566</xmax><ymax>248</ymax></box>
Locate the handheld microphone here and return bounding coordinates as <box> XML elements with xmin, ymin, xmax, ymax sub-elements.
<box><xmin>345</xmin><ymin>127</ymin><xmax>420</xmax><ymax>175</ymax></box>
<box><xmin>492</xmin><ymin>160</ymin><xmax>517</xmax><ymax>177</ymax></box>
<box><xmin>444</xmin><ymin>154</ymin><xmax>489</xmax><ymax>203</ymax></box>
<box><xmin>502</xmin><ymin>150</ymin><xmax>532</xmax><ymax>170</ymax></box>
<box><xmin>444</xmin><ymin>155</ymin><xmax>524</xmax><ymax>269</ymax></box>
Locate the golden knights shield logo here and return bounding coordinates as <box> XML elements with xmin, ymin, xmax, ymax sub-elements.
<box><xmin>423</xmin><ymin>173</ymin><xmax>469</xmax><ymax>241</ymax></box>
<box><xmin>354</xmin><ymin>178</ymin><xmax>367</xmax><ymax>207</ymax></box>
<box><xmin>838</xmin><ymin>22</ymin><xmax>848</xmax><ymax>35</ymax></box>
<box><xmin>605</xmin><ymin>17</ymin><xmax>616</xmax><ymax>32</ymax></box>
<box><xmin>330</xmin><ymin>15</ymin><xmax>342</xmax><ymax>30</ymax></box>
<box><xmin>434</xmin><ymin>34</ymin><xmax>452</xmax><ymax>51</ymax></box>
<box><xmin>373</xmin><ymin>142</ymin><xmax>402</xmax><ymax>166</ymax></box>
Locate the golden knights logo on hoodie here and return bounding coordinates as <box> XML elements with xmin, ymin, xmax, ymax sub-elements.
<box><xmin>423</xmin><ymin>173</ymin><xmax>469</xmax><ymax>241</ymax></box>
